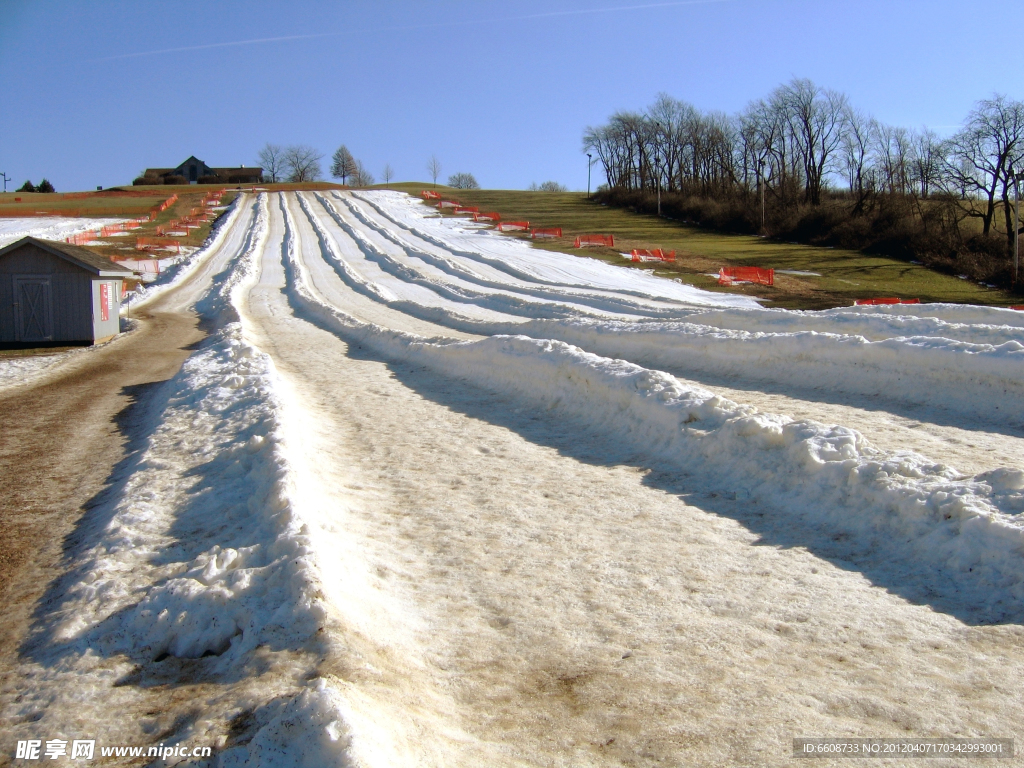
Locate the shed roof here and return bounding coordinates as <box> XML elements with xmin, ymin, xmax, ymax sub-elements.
<box><xmin>0</xmin><ymin>236</ymin><xmax>134</xmax><ymax>276</ymax></box>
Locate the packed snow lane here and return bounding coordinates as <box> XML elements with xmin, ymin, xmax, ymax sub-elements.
<box><xmin>283</xmin><ymin>192</ymin><xmax>478</xmax><ymax>340</ymax></box>
<box><xmin>233</xmin><ymin>192</ymin><xmax>1024</xmax><ymax>765</ymax></box>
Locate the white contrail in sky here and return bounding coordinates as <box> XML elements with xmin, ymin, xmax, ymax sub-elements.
<box><xmin>91</xmin><ymin>0</ymin><xmax>729</xmax><ymax>61</ymax></box>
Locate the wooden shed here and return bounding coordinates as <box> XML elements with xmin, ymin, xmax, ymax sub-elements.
<box><xmin>0</xmin><ymin>236</ymin><xmax>134</xmax><ymax>346</ymax></box>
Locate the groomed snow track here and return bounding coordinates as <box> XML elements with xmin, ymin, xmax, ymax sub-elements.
<box><xmin>8</xmin><ymin>191</ymin><xmax>1024</xmax><ymax>767</ymax></box>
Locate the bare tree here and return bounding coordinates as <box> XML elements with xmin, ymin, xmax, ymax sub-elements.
<box><xmin>381</xmin><ymin>163</ymin><xmax>394</xmax><ymax>185</ymax></box>
<box><xmin>352</xmin><ymin>161</ymin><xmax>375</xmax><ymax>187</ymax></box>
<box><xmin>283</xmin><ymin>145</ymin><xmax>324</xmax><ymax>183</ymax></box>
<box><xmin>939</xmin><ymin>94</ymin><xmax>1024</xmax><ymax>246</ymax></box>
<box><xmin>257</xmin><ymin>143</ymin><xmax>284</xmax><ymax>183</ymax></box>
<box><xmin>779</xmin><ymin>78</ymin><xmax>848</xmax><ymax>205</ymax></box>
<box><xmin>448</xmin><ymin>172</ymin><xmax>479</xmax><ymax>189</ymax></box>
<box><xmin>841</xmin><ymin>109</ymin><xmax>874</xmax><ymax>215</ymax></box>
<box><xmin>911</xmin><ymin>129</ymin><xmax>942</xmax><ymax>199</ymax></box>
<box><xmin>330</xmin><ymin>145</ymin><xmax>358</xmax><ymax>185</ymax></box>
<box><xmin>427</xmin><ymin>155</ymin><xmax>442</xmax><ymax>187</ymax></box>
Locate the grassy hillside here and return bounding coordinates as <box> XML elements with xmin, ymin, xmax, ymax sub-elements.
<box><xmin>376</xmin><ymin>185</ymin><xmax>1017</xmax><ymax>310</ymax></box>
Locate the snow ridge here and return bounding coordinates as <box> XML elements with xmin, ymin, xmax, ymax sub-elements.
<box><xmin>312</xmin><ymin>192</ymin><xmax>1024</xmax><ymax>425</ymax></box>
<box><xmin>281</xmin><ymin>195</ymin><xmax>1024</xmax><ymax>623</ymax></box>
<box><xmin>343</xmin><ymin>191</ymin><xmax>720</xmax><ymax>316</ymax></box>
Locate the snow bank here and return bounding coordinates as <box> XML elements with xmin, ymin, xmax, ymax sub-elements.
<box><xmin>689</xmin><ymin>305</ymin><xmax>1024</xmax><ymax>346</ymax></box>
<box><xmin>52</xmin><ymin>325</ymin><xmax>325</xmax><ymax>661</ymax></box>
<box><xmin>280</xmin><ymin>196</ymin><xmax>1024</xmax><ymax>623</ymax></box>
<box><xmin>503</xmin><ymin>317</ymin><xmax>1024</xmax><ymax>426</ymax></box>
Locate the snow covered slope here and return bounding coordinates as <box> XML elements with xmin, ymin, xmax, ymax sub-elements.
<box><xmin>0</xmin><ymin>216</ymin><xmax>129</xmax><ymax>247</ymax></box>
<box><xmin>10</xmin><ymin>190</ymin><xmax>1024</xmax><ymax>767</ymax></box>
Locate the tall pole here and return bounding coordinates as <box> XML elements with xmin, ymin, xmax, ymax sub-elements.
<box><xmin>1015</xmin><ymin>171</ymin><xmax>1020</xmax><ymax>286</ymax></box>
<box><xmin>0</xmin><ymin>172</ymin><xmax>8</xmax><ymax>193</ymax></box>
<box><xmin>587</xmin><ymin>153</ymin><xmax>592</xmax><ymax>199</ymax></box>
<box><xmin>655</xmin><ymin>155</ymin><xmax>661</xmax><ymax>217</ymax></box>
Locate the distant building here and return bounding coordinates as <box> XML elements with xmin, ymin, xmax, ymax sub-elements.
<box><xmin>0</xmin><ymin>237</ymin><xmax>133</xmax><ymax>346</ymax></box>
<box><xmin>141</xmin><ymin>156</ymin><xmax>263</xmax><ymax>185</ymax></box>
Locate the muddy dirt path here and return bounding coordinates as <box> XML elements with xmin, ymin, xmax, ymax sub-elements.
<box><xmin>0</xmin><ymin>308</ymin><xmax>204</xmax><ymax>679</ymax></box>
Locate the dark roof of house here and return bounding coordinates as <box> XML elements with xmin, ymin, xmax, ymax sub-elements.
<box><xmin>0</xmin><ymin>236</ymin><xmax>134</xmax><ymax>276</ymax></box>
<box><xmin>142</xmin><ymin>166</ymin><xmax>263</xmax><ymax>178</ymax></box>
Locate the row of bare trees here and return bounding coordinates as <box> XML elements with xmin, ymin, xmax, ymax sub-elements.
<box><xmin>257</xmin><ymin>143</ymin><xmax>386</xmax><ymax>186</ymax></box>
<box><xmin>258</xmin><ymin>144</ymin><xmax>324</xmax><ymax>183</ymax></box>
<box><xmin>584</xmin><ymin>80</ymin><xmax>1024</xmax><ymax>263</ymax></box>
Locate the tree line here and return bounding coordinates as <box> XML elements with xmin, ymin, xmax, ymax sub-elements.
<box><xmin>583</xmin><ymin>80</ymin><xmax>1024</xmax><ymax>285</ymax></box>
<box><xmin>257</xmin><ymin>145</ymin><xmax>482</xmax><ymax>190</ymax></box>
<box><xmin>257</xmin><ymin>143</ymin><xmax>379</xmax><ymax>186</ymax></box>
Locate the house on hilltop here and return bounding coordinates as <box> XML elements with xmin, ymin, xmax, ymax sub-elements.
<box><xmin>140</xmin><ymin>156</ymin><xmax>263</xmax><ymax>185</ymax></box>
<box><xmin>0</xmin><ymin>237</ymin><xmax>133</xmax><ymax>346</ymax></box>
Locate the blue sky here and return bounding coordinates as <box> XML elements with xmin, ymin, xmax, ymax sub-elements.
<box><xmin>1</xmin><ymin>0</ymin><xmax>1021</xmax><ymax>192</ymax></box>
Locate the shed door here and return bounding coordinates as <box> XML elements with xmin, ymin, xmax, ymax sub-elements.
<box><xmin>14</xmin><ymin>276</ymin><xmax>54</xmax><ymax>342</ymax></box>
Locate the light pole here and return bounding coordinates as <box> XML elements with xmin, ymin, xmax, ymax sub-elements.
<box><xmin>655</xmin><ymin>154</ymin><xmax>662</xmax><ymax>217</ymax></box>
<box><xmin>758</xmin><ymin>159</ymin><xmax>766</xmax><ymax>235</ymax></box>
<box><xmin>586</xmin><ymin>153</ymin><xmax>592</xmax><ymax>199</ymax></box>
<box><xmin>0</xmin><ymin>172</ymin><xmax>8</xmax><ymax>193</ymax></box>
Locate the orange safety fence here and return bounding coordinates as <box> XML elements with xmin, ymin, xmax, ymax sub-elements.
<box><xmin>66</xmin><ymin>230</ymin><xmax>100</xmax><ymax>245</ymax></box>
<box><xmin>154</xmin><ymin>194</ymin><xmax>178</xmax><ymax>212</ymax></box>
<box><xmin>574</xmin><ymin>234</ymin><xmax>614</xmax><ymax>248</ymax></box>
<box><xmin>422</xmin><ymin>190</ymin><xmax>442</xmax><ymax>199</ymax></box>
<box><xmin>530</xmin><ymin>227</ymin><xmax>562</xmax><ymax>239</ymax></box>
<box><xmin>136</xmin><ymin>237</ymin><xmax>181</xmax><ymax>253</ymax></box>
<box><xmin>853</xmin><ymin>297</ymin><xmax>920</xmax><ymax>305</ymax></box>
<box><xmin>718</xmin><ymin>267</ymin><xmax>774</xmax><ymax>286</ymax></box>
<box><xmin>473</xmin><ymin>212</ymin><xmax>501</xmax><ymax>222</ymax></box>
<box><xmin>100</xmin><ymin>219</ymin><xmax>148</xmax><ymax>237</ymax></box>
<box><xmin>631</xmin><ymin>249</ymin><xmax>676</xmax><ymax>262</ymax></box>
<box><xmin>453</xmin><ymin>206</ymin><xmax>479</xmax><ymax>214</ymax></box>
<box><xmin>1011</xmin><ymin>305</ymin><xmax>1024</xmax><ymax>311</ymax></box>
<box><xmin>497</xmin><ymin>221</ymin><xmax>530</xmax><ymax>232</ymax></box>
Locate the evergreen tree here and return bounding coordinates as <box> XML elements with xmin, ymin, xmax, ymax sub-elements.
<box><xmin>330</xmin><ymin>145</ymin><xmax>358</xmax><ymax>185</ymax></box>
